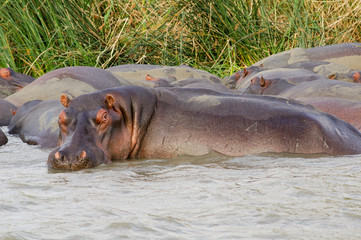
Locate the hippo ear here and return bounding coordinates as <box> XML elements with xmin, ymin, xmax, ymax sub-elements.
<box><xmin>354</xmin><ymin>72</ymin><xmax>361</xmax><ymax>83</ymax></box>
<box><xmin>260</xmin><ymin>76</ymin><xmax>270</xmax><ymax>88</ymax></box>
<box><xmin>60</xmin><ymin>94</ymin><xmax>71</xmax><ymax>108</ymax></box>
<box><xmin>329</xmin><ymin>73</ymin><xmax>336</xmax><ymax>79</ymax></box>
<box><xmin>0</xmin><ymin>68</ymin><xmax>11</xmax><ymax>79</ymax></box>
<box><xmin>234</xmin><ymin>72</ymin><xmax>241</xmax><ymax>81</ymax></box>
<box><xmin>104</xmin><ymin>94</ymin><xmax>115</xmax><ymax>109</ymax></box>
<box><xmin>243</xmin><ymin>68</ymin><xmax>249</xmax><ymax>77</ymax></box>
<box><xmin>145</xmin><ymin>74</ymin><xmax>155</xmax><ymax>81</ymax></box>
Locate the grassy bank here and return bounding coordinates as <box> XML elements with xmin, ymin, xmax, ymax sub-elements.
<box><xmin>0</xmin><ymin>0</ymin><xmax>360</xmax><ymax>78</ymax></box>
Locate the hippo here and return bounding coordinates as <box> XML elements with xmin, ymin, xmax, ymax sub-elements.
<box><xmin>222</xmin><ymin>65</ymin><xmax>265</xmax><ymax>89</ymax></box>
<box><xmin>299</xmin><ymin>97</ymin><xmax>361</xmax><ymax>131</ymax></box>
<box><xmin>5</xmin><ymin>66</ymin><xmax>123</xmax><ymax>107</ymax></box>
<box><xmin>0</xmin><ymin>128</ymin><xmax>7</xmax><ymax>146</ymax></box>
<box><xmin>146</xmin><ymin>74</ymin><xmax>235</xmax><ymax>94</ymax></box>
<box><xmin>0</xmin><ymin>99</ymin><xmax>17</xmax><ymax>126</ymax></box>
<box><xmin>48</xmin><ymin>86</ymin><xmax>361</xmax><ymax>170</ymax></box>
<box><xmin>284</xmin><ymin>61</ymin><xmax>357</xmax><ymax>81</ymax></box>
<box><xmin>253</xmin><ymin>43</ymin><xmax>361</xmax><ymax>70</ymax></box>
<box><xmin>236</xmin><ymin>68</ymin><xmax>327</xmax><ymax>93</ymax></box>
<box><xmin>106</xmin><ymin>64</ymin><xmax>222</xmax><ymax>85</ymax></box>
<box><xmin>0</xmin><ymin>67</ymin><xmax>35</xmax><ymax>98</ymax></box>
<box><xmin>278</xmin><ymin>79</ymin><xmax>361</xmax><ymax>101</ymax></box>
<box><xmin>8</xmin><ymin>100</ymin><xmax>64</xmax><ymax>148</ymax></box>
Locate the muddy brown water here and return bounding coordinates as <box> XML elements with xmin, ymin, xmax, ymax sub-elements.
<box><xmin>0</xmin><ymin>127</ymin><xmax>361</xmax><ymax>239</ymax></box>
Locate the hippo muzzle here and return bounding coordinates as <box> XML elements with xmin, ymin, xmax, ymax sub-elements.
<box><xmin>48</xmin><ymin>144</ymin><xmax>109</xmax><ymax>171</ymax></box>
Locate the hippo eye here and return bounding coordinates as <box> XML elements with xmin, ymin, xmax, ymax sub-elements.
<box><xmin>95</xmin><ymin>109</ymin><xmax>109</xmax><ymax>125</ymax></box>
<box><xmin>58</xmin><ymin>110</ymin><xmax>67</xmax><ymax>125</ymax></box>
<box><xmin>250</xmin><ymin>77</ymin><xmax>257</xmax><ymax>85</ymax></box>
<box><xmin>58</xmin><ymin>110</ymin><xmax>68</xmax><ymax>134</ymax></box>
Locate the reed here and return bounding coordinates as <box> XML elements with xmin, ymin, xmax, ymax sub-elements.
<box><xmin>0</xmin><ymin>0</ymin><xmax>360</xmax><ymax>78</ymax></box>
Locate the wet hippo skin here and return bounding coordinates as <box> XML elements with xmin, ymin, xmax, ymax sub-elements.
<box><xmin>48</xmin><ymin>86</ymin><xmax>361</xmax><ymax>170</ymax></box>
<box><xmin>8</xmin><ymin>100</ymin><xmax>64</xmax><ymax>148</ymax></box>
<box><xmin>0</xmin><ymin>128</ymin><xmax>7</xmax><ymax>146</ymax></box>
<box><xmin>0</xmin><ymin>99</ymin><xmax>17</xmax><ymax>126</ymax></box>
<box><xmin>299</xmin><ymin>97</ymin><xmax>361</xmax><ymax>131</ymax></box>
<box><xmin>5</xmin><ymin>66</ymin><xmax>122</xmax><ymax>107</ymax></box>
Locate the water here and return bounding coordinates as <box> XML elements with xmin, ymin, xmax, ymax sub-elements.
<box><xmin>1</xmin><ymin>127</ymin><xmax>361</xmax><ymax>239</ymax></box>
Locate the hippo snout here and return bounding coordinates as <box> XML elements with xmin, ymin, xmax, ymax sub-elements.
<box><xmin>48</xmin><ymin>149</ymin><xmax>95</xmax><ymax>171</ymax></box>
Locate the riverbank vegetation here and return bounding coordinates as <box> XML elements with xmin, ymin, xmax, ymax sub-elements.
<box><xmin>0</xmin><ymin>0</ymin><xmax>360</xmax><ymax>78</ymax></box>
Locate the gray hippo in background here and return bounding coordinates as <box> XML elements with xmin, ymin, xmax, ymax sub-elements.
<box><xmin>252</xmin><ymin>43</ymin><xmax>361</xmax><ymax>80</ymax></box>
<box><xmin>145</xmin><ymin>74</ymin><xmax>234</xmax><ymax>94</ymax></box>
<box><xmin>0</xmin><ymin>99</ymin><xmax>17</xmax><ymax>126</ymax></box>
<box><xmin>8</xmin><ymin>100</ymin><xmax>64</xmax><ymax>148</ymax></box>
<box><xmin>5</xmin><ymin>66</ymin><xmax>122</xmax><ymax>107</ymax></box>
<box><xmin>253</xmin><ymin>43</ymin><xmax>361</xmax><ymax>70</ymax></box>
<box><xmin>223</xmin><ymin>43</ymin><xmax>361</xmax><ymax>87</ymax></box>
<box><xmin>278</xmin><ymin>79</ymin><xmax>361</xmax><ymax>101</ymax></box>
<box><xmin>5</xmin><ymin>65</ymin><xmax>222</xmax><ymax>107</ymax></box>
<box><xmin>106</xmin><ymin>64</ymin><xmax>222</xmax><ymax>85</ymax></box>
<box><xmin>0</xmin><ymin>67</ymin><xmax>35</xmax><ymax>98</ymax></box>
<box><xmin>236</xmin><ymin>68</ymin><xmax>327</xmax><ymax>93</ymax></box>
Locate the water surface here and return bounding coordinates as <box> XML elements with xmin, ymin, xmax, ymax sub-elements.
<box><xmin>1</xmin><ymin>127</ymin><xmax>361</xmax><ymax>239</ymax></box>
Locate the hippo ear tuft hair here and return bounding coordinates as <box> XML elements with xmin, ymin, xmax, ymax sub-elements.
<box><xmin>104</xmin><ymin>94</ymin><xmax>115</xmax><ymax>109</ymax></box>
<box><xmin>60</xmin><ymin>94</ymin><xmax>71</xmax><ymax>108</ymax></box>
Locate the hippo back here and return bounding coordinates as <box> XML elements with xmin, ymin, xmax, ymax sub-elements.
<box><xmin>0</xmin><ymin>99</ymin><xmax>17</xmax><ymax>126</ymax></box>
<box><xmin>5</xmin><ymin>66</ymin><xmax>122</xmax><ymax>107</ymax></box>
<box><xmin>106</xmin><ymin>64</ymin><xmax>222</xmax><ymax>86</ymax></box>
<box><xmin>8</xmin><ymin>100</ymin><xmax>64</xmax><ymax>148</ymax></box>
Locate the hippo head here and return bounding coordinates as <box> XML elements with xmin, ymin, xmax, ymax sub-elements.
<box><xmin>0</xmin><ymin>68</ymin><xmax>35</xmax><ymax>98</ymax></box>
<box><xmin>47</xmin><ymin>93</ymin><xmax>119</xmax><ymax>170</ymax></box>
<box><xmin>245</xmin><ymin>76</ymin><xmax>272</xmax><ymax>95</ymax></box>
<box><xmin>235</xmin><ymin>64</ymin><xmax>264</xmax><ymax>87</ymax></box>
<box><xmin>47</xmin><ymin>87</ymin><xmax>157</xmax><ymax>171</ymax></box>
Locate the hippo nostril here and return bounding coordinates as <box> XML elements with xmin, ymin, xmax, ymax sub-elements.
<box><xmin>80</xmin><ymin>150</ymin><xmax>87</xmax><ymax>160</ymax></box>
<box><xmin>54</xmin><ymin>151</ymin><xmax>61</xmax><ymax>160</ymax></box>
<box><xmin>54</xmin><ymin>151</ymin><xmax>65</xmax><ymax>162</ymax></box>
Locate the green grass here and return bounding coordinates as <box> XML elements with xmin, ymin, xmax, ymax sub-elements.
<box><xmin>1</xmin><ymin>0</ymin><xmax>361</xmax><ymax>79</ymax></box>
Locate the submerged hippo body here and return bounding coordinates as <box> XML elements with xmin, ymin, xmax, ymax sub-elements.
<box><xmin>0</xmin><ymin>99</ymin><xmax>17</xmax><ymax>126</ymax></box>
<box><xmin>48</xmin><ymin>86</ymin><xmax>361</xmax><ymax>170</ymax></box>
<box><xmin>8</xmin><ymin>100</ymin><xmax>64</xmax><ymax>148</ymax></box>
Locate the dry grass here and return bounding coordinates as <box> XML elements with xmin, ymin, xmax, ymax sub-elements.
<box><xmin>0</xmin><ymin>0</ymin><xmax>361</xmax><ymax>78</ymax></box>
